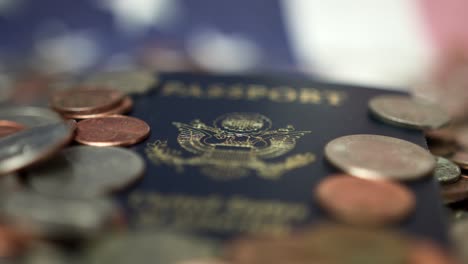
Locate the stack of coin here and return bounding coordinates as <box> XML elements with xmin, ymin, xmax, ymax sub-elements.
<box><xmin>50</xmin><ymin>87</ymin><xmax>133</xmax><ymax>119</ymax></box>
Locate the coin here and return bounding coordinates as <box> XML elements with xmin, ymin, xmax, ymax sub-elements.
<box><xmin>50</xmin><ymin>87</ymin><xmax>124</xmax><ymax>114</ymax></box>
<box><xmin>369</xmin><ymin>95</ymin><xmax>450</xmax><ymax>129</ymax></box>
<box><xmin>75</xmin><ymin>115</ymin><xmax>150</xmax><ymax>147</ymax></box>
<box><xmin>0</xmin><ymin>225</ymin><xmax>31</xmax><ymax>257</ymax></box>
<box><xmin>425</xmin><ymin>128</ymin><xmax>456</xmax><ymax>143</ymax></box>
<box><xmin>407</xmin><ymin>240</ymin><xmax>459</xmax><ymax>264</ymax></box>
<box><xmin>61</xmin><ymin>96</ymin><xmax>133</xmax><ymax>120</ymax></box>
<box><xmin>315</xmin><ymin>175</ymin><xmax>415</xmax><ymax>225</ymax></box>
<box><xmin>324</xmin><ymin>134</ymin><xmax>436</xmax><ymax>180</ymax></box>
<box><xmin>441</xmin><ymin>178</ymin><xmax>468</xmax><ymax>204</ymax></box>
<box><xmin>0</xmin><ymin>120</ymin><xmax>25</xmax><ymax>138</ymax></box>
<box><xmin>0</xmin><ymin>191</ymin><xmax>118</xmax><ymax>239</ymax></box>
<box><xmin>451</xmin><ymin>151</ymin><xmax>468</xmax><ymax>170</ymax></box>
<box><xmin>28</xmin><ymin>146</ymin><xmax>145</xmax><ymax>198</ymax></box>
<box><xmin>434</xmin><ymin>156</ymin><xmax>461</xmax><ymax>184</ymax></box>
<box><xmin>0</xmin><ymin>106</ymin><xmax>63</xmax><ymax>127</ymax></box>
<box><xmin>0</xmin><ymin>121</ymin><xmax>75</xmax><ymax>175</ymax></box>
<box><xmin>226</xmin><ymin>224</ymin><xmax>410</xmax><ymax>264</ymax></box>
<box><xmin>86</xmin><ymin>232</ymin><xmax>219</xmax><ymax>264</ymax></box>
<box><xmin>428</xmin><ymin>142</ymin><xmax>458</xmax><ymax>157</ymax></box>
<box><xmin>81</xmin><ymin>70</ymin><xmax>157</xmax><ymax>94</ymax></box>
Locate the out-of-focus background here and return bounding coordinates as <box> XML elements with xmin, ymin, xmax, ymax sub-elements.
<box><xmin>0</xmin><ymin>0</ymin><xmax>467</xmax><ymax>115</ymax></box>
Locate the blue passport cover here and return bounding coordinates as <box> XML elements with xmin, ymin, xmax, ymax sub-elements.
<box><xmin>118</xmin><ymin>72</ymin><xmax>449</xmax><ymax>244</ymax></box>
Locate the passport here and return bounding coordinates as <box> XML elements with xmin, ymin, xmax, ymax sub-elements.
<box><xmin>117</xmin><ymin>72</ymin><xmax>449</xmax><ymax>245</ymax></box>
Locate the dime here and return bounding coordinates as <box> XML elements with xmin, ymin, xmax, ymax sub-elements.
<box><xmin>50</xmin><ymin>87</ymin><xmax>124</xmax><ymax>114</ymax></box>
<box><xmin>0</xmin><ymin>121</ymin><xmax>75</xmax><ymax>175</ymax></box>
<box><xmin>28</xmin><ymin>146</ymin><xmax>145</xmax><ymax>198</ymax></box>
<box><xmin>324</xmin><ymin>134</ymin><xmax>436</xmax><ymax>180</ymax></box>
<box><xmin>451</xmin><ymin>151</ymin><xmax>468</xmax><ymax>170</ymax></box>
<box><xmin>0</xmin><ymin>191</ymin><xmax>118</xmax><ymax>239</ymax></box>
<box><xmin>369</xmin><ymin>95</ymin><xmax>450</xmax><ymax>129</ymax></box>
<box><xmin>434</xmin><ymin>156</ymin><xmax>461</xmax><ymax>184</ymax></box>
<box><xmin>81</xmin><ymin>70</ymin><xmax>157</xmax><ymax>94</ymax></box>
<box><xmin>0</xmin><ymin>106</ymin><xmax>63</xmax><ymax>127</ymax></box>
<box><xmin>85</xmin><ymin>232</ymin><xmax>219</xmax><ymax>264</ymax></box>
<box><xmin>75</xmin><ymin>115</ymin><xmax>150</xmax><ymax>147</ymax></box>
<box><xmin>315</xmin><ymin>175</ymin><xmax>415</xmax><ymax>225</ymax></box>
<box><xmin>441</xmin><ymin>178</ymin><xmax>468</xmax><ymax>204</ymax></box>
<box><xmin>0</xmin><ymin>120</ymin><xmax>25</xmax><ymax>138</ymax></box>
<box><xmin>62</xmin><ymin>96</ymin><xmax>133</xmax><ymax>119</ymax></box>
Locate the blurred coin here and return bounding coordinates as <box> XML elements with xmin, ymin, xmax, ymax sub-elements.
<box><xmin>434</xmin><ymin>156</ymin><xmax>461</xmax><ymax>184</ymax></box>
<box><xmin>315</xmin><ymin>175</ymin><xmax>415</xmax><ymax>225</ymax></box>
<box><xmin>0</xmin><ymin>121</ymin><xmax>75</xmax><ymax>175</ymax></box>
<box><xmin>0</xmin><ymin>120</ymin><xmax>25</xmax><ymax>138</ymax></box>
<box><xmin>0</xmin><ymin>191</ymin><xmax>118</xmax><ymax>239</ymax></box>
<box><xmin>28</xmin><ymin>146</ymin><xmax>144</xmax><ymax>198</ymax></box>
<box><xmin>451</xmin><ymin>151</ymin><xmax>468</xmax><ymax>170</ymax></box>
<box><xmin>324</xmin><ymin>134</ymin><xmax>435</xmax><ymax>180</ymax></box>
<box><xmin>62</xmin><ymin>96</ymin><xmax>133</xmax><ymax>120</ymax></box>
<box><xmin>0</xmin><ymin>225</ymin><xmax>31</xmax><ymax>258</ymax></box>
<box><xmin>0</xmin><ymin>106</ymin><xmax>63</xmax><ymax>127</ymax></box>
<box><xmin>407</xmin><ymin>240</ymin><xmax>459</xmax><ymax>264</ymax></box>
<box><xmin>441</xmin><ymin>178</ymin><xmax>468</xmax><ymax>204</ymax></box>
<box><xmin>75</xmin><ymin>115</ymin><xmax>150</xmax><ymax>147</ymax></box>
<box><xmin>428</xmin><ymin>142</ymin><xmax>458</xmax><ymax>157</ymax></box>
<box><xmin>21</xmin><ymin>242</ymin><xmax>77</xmax><ymax>264</ymax></box>
<box><xmin>50</xmin><ymin>87</ymin><xmax>124</xmax><ymax>114</ymax></box>
<box><xmin>425</xmin><ymin>128</ymin><xmax>456</xmax><ymax>143</ymax></box>
<box><xmin>82</xmin><ymin>70</ymin><xmax>157</xmax><ymax>95</ymax></box>
<box><xmin>86</xmin><ymin>232</ymin><xmax>219</xmax><ymax>264</ymax></box>
<box><xmin>451</xmin><ymin>218</ymin><xmax>468</xmax><ymax>263</ymax></box>
<box><xmin>369</xmin><ymin>95</ymin><xmax>450</xmax><ymax>129</ymax></box>
<box><xmin>226</xmin><ymin>224</ymin><xmax>410</xmax><ymax>264</ymax></box>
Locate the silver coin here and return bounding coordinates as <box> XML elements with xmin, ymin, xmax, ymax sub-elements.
<box><xmin>0</xmin><ymin>106</ymin><xmax>63</xmax><ymax>127</ymax></box>
<box><xmin>369</xmin><ymin>95</ymin><xmax>450</xmax><ymax>130</ymax></box>
<box><xmin>28</xmin><ymin>146</ymin><xmax>145</xmax><ymax>198</ymax></box>
<box><xmin>0</xmin><ymin>121</ymin><xmax>75</xmax><ymax>175</ymax></box>
<box><xmin>0</xmin><ymin>191</ymin><xmax>117</xmax><ymax>239</ymax></box>
<box><xmin>434</xmin><ymin>156</ymin><xmax>461</xmax><ymax>184</ymax></box>
<box><xmin>325</xmin><ymin>134</ymin><xmax>436</xmax><ymax>180</ymax></box>
<box><xmin>86</xmin><ymin>232</ymin><xmax>219</xmax><ymax>264</ymax></box>
<box><xmin>81</xmin><ymin>70</ymin><xmax>157</xmax><ymax>94</ymax></box>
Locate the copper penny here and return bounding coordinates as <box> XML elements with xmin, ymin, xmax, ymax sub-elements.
<box><xmin>315</xmin><ymin>174</ymin><xmax>415</xmax><ymax>226</ymax></box>
<box><xmin>452</xmin><ymin>151</ymin><xmax>468</xmax><ymax>170</ymax></box>
<box><xmin>50</xmin><ymin>87</ymin><xmax>124</xmax><ymax>114</ymax></box>
<box><xmin>407</xmin><ymin>240</ymin><xmax>459</xmax><ymax>264</ymax></box>
<box><xmin>75</xmin><ymin>115</ymin><xmax>150</xmax><ymax>147</ymax></box>
<box><xmin>0</xmin><ymin>120</ymin><xmax>25</xmax><ymax>138</ymax></box>
<box><xmin>62</xmin><ymin>96</ymin><xmax>133</xmax><ymax>119</ymax></box>
<box><xmin>441</xmin><ymin>178</ymin><xmax>468</xmax><ymax>204</ymax></box>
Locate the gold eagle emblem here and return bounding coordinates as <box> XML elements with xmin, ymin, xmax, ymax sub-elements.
<box><xmin>146</xmin><ymin>113</ymin><xmax>315</xmax><ymax>180</ymax></box>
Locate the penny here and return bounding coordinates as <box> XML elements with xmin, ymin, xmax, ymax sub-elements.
<box><xmin>82</xmin><ymin>70</ymin><xmax>157</xmax><ymax>94</ymax></box>
<box><xmin>75</xmin><ymin>115</ymin><xmax>150</xmax><ymax>147</ymax></box>
<box><xmin>50</xmin><ymin>87</ymin><xmax>124</xmax><ymax>113</ymax></box>
<box><xmin>434</xmin><ymin>156</ymin><xmax>461</xmax><ymax>184</ymax></box>
<box><xmin>226</xmin><ymin>224</ymin><xmax>410</xmax><ymax>264</ymax></box>
<box><xmin>441</xmin><ymin>178</ymin><xmax>468</xmax><ymax>204</ymax></box>
<box><xmin>0</xmin><ymin>106</ymin><xmax>63</xmax><ymax>127</ymax></box>
<box><xmin>407</xmin><ymin>240</ymin><xmax>459</xmax><ymax>264</ymax></box>
<box><xmin>62</xmin><ymin>96</ymin><xmax>133</xmax><ymax>119</ymax></box>
<box><xmin>0</xmin><ymin>191</ymin><xmax>118</xmax><ymax>239</ymax></box>
<box><xmin>86</xmin><ymin>232</ymin><xmax>219</xmax><ymax>264</ymax></box>
<box><xmin>452</xmin><ymin>151</ymin><xmax>468</xmax><ymax>170</ymax></box>
<box><xmin>0</xmin><ymin>120</ymin><xmax>25</xmax><ymax>138</ymax></box>
<box><xmin>28</xmin><ymin>146</ymin><xmax>145</xmax><ymax>198</ymax></box>
<box><xmin>324</xmin><ymin>134</ymin><xmax>436</xmax><ymax>180</ymax></box>
<box><xmin>0</xmin><ymin>121</ymin><xmax>75</xmax><ymax>175</ymax></box>
<box><xmin>369</xmin><ymin>95</ymin><xmax>450</xmax><ymax>129</ymax></box>
<box><xmin>428</xmin><ymin>142</ymin><xmax>458</xmax><ymax>157</ymax></box>
<box><xmin>315</xmin><ymin>175</ymin><xmax>415</xmax><ymax>225</ymax></box>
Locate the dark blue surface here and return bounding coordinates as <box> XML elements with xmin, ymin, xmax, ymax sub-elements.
<box><xmin>118</xmin><ymin>72</ymin><xmax>448</xmax><ymax>245</ymax></box>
